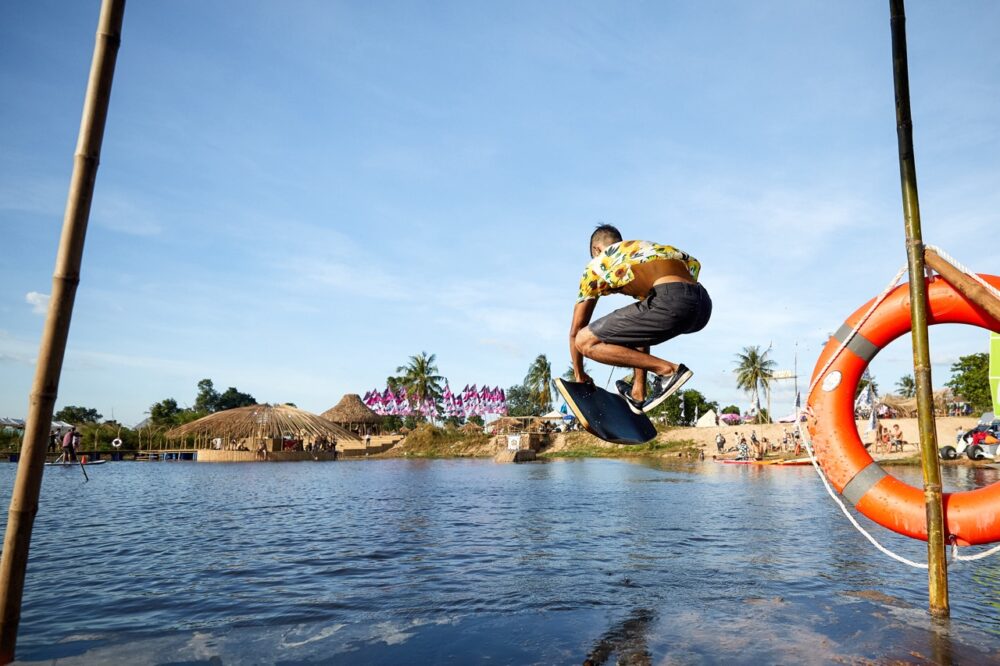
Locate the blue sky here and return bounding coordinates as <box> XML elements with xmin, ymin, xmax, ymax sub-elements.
<box><xmin>2</xmin><ymin>1</ymin><xmax>998</xmax><ymax>426</ymax></box>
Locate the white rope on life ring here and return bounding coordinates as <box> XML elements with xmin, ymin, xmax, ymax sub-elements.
<box><xmin>112</xmin><ymin>438</ymin><xmax>123</xmax><ymax>448</ymax></box>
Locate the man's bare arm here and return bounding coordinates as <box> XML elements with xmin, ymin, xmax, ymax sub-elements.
<box><xmin>569</xmin><ymin>299</ymin><xmax>597</xmax><ymax>382</ymax></box>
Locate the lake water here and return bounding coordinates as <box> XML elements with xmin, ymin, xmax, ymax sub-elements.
<box><xmin>1</xmin><ymin>458</ymin><xmax>998</xmax><ymax>664</ymax></box>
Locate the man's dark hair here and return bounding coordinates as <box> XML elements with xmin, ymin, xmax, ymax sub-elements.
<box><xmin>590</xmin><ymin>224</ymin><xmax>623</xmax><ymax>253</ymax></box>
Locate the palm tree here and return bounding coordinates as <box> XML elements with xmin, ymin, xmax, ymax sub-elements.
<box><xmin>734</xmin><ymin>345</ymin><xmax>776</xmax><ymax>424</ymax></box>
<box><xmin>524</xmin><ymin>354</ymin><xmax>553</xmax><ymax>414</ymax></box>
<box><xmin>561</xmin><ymin>361</ymin><xmax>591</xmax><ymax>381</ymax></box>
<box><xmin>396</xmin><ymin>351</ymin><xmax>445</xmax><ymax>410</ymax></box>
<box><xmin>895</xmin><ymin>374</ymin><xmax>915</xmax><ymax>398</ymax></box>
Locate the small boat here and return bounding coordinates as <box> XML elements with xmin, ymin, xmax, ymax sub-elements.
<box><xmin>45</xmin><ymin>460</ymin><xmax>107</xmax><ymax>466</ymax></box>
<box><xmin>773</xmin><ymin>458</ymin><xmax>812</xmax><ymax>466</ymax></box>
<box><xmin>716</xmin><ymin>458</ymin><xmax>811</xmax><ymax>466</ymax></box>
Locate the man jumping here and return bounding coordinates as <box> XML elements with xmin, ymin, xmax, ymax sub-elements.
<box><xmin>569</xmin><ymin>224</ymin><xmax>712</xmax><ymax>413</ymax></box>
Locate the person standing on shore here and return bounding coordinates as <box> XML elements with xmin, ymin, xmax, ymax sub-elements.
<box><xmin>568</xmin><ymin>225</ymin><xmax>712</xmax><ymax>413</ymax></box>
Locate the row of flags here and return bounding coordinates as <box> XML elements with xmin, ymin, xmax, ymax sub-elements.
<box><xmin>363</xmin><ymin>384</ymin><xmax>508</xmax><ymax>418</ymax></box>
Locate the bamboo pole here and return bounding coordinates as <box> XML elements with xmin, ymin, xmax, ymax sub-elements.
<box><xmin>924</xmin><ymin>249</ymin><xmax>1000</xmax><ymax>325</ymax></box>
<box><xmin>0</xmin><ymin>1</ymin><xmax>126</xmax><ymax>661</ymax></box>
<box><xmin>888</xmin><ymin>0</ymin><xmax>949</xmax><ymax>617</ymax></box>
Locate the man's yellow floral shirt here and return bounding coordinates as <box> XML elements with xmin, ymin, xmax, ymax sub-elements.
<box><xmin>577</xmin><ymin>240</ymin><xmax>700</xmax><ymax>302</ymax></box>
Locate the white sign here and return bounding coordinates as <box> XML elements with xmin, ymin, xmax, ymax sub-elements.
<box><xmin>507</xmin><ymin>435</ymin><xmax>522</xmax><ymax>451</ymax></box>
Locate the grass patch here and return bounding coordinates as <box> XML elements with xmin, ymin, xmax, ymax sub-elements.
<box><xmin>541</xmin><ymin>432</ymin><xmax>699</xmax><ymax>459</ymax></box>
<box><xmin>882</xmin><ymin>455</ymin><xmax>923</xmax><ymax>466</ymax></box>
<box><xmin>385</xmin><ymin>424</ymin><xmax>492</xmax><ymax>458</ymax></box>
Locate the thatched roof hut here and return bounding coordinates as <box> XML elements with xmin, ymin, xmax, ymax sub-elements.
<box><xmin>322</xmin><ymin>394</ymin><xmax>383</xmax><ymax>428</ymax></box>
<box><xmin>491</xmin><ymin>417</ymin><xmax>524</xmax><ymax>434</ymax></box>
<box><xmin>880</xmin><ymin>389</ymin><xmax>955</xmax><ymax>417</ymax></box>
<box><xmin>322</xmin><ymin>393</ymin><xmax>384</xmax><ymax>436</ymax></box>
<box><xmin>165</xmin><ymin>404</ymin><xmax>358</xmax><ymax>444</ymax></box>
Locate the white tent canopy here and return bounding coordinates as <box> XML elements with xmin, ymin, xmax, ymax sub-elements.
<box><xmin>695</xmin><ymin>409</ymin><xmax>718</xmax><ymax>428</ymax></box>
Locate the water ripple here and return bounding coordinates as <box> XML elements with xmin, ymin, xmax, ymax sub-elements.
<box><xmin>0</xmin><ymin>458</ymin><xmax>998</xmax><ymax>663</ymax></box>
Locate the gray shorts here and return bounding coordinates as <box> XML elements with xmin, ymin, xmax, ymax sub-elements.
<box><xmin>589</xmin><ymin>281</ymin><xmax>712</xmax><ymax>348</ymax></box>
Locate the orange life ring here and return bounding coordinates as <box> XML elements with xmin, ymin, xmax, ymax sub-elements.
<box><xmin>808</xmin><ymin>274</ymin><xmax>1000</xmax><ymax>546</ymax></box>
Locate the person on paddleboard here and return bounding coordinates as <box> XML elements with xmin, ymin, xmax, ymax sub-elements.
<box><xmin>61</xmin><ymin>426</ymin><xmax>79</xmax><ymax>463</ymax></box>
<box><xmin>569</xmin><ymin>224</ymin><xmax>712</xmax><ymax>414</ymax></box>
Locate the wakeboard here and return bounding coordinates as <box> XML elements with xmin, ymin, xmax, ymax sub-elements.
<box><xmin>554</xmin><ymin>378</ymin><xmax>657</xmax><ymax>445</ymax></box>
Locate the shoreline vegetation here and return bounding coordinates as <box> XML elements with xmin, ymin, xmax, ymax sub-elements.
<box><xmin>380</xmin><ymin>416</ymin><xmax>991</xmax><ymax>467</ymax></box>
<box><xmin>381</xmin><ymin>424</ymin><xmax>701</xmax><ymax>460</ymax></box>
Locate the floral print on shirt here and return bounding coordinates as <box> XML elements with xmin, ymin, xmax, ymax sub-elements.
<box><xmin>577</xmin><ymin>240</ymin><xmax>700</xmax><ymax>302</ymax></box>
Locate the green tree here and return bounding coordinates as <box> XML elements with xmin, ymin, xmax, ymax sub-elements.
<box><xmin>382</xmin><ymin>415</ymin><xmax>403</xmax><ymax>431</ymax></box>
<box><xmin>734</xmin><ymin>345</ymin><xmax>776</xmax><ymax>424</ymax></box>
<box><xmin>895</xmin><ymin>374</ymin><xmax>916</xmax><ymax>398</ymax></box>
<box><xmin>442</xmin><ymin>415</ymin><xmax>464</xmax><ymax>428</ymax></box>
<box><xmin>524</xmin><ymin>354</ymin><xmax>553</xmax><ymax>415</ymax></box>
<box><xmin>215</xmin><ymin>387</ymin><xmax>257</xmax><ymax>411</ymax></box>
<box><xmin>721</xmin><ymin>405</ymin><xmax>741</xmax><ymax>415</ymax></box>
<box><xmin>505</xmin><ymin>384</ymin><xmax>536</xmax><ymax>417</ymax></box>
<box><xmin>648</xmin><ymin>389</ymin><xmax>718</xmax><ymax>426</ymax></box>
<box><xmin>562</xmin><ymin>362</ymin><xmax>590</xmax><ymax>381</ymax></box>
<box><xmin>194</xmin><ymin>378</ymin><xmax>220</xmax><ymax>412</ymax></box>
<box><xmin>946</xmin><ymin>353</ymin><xmax>991</xmax><ymax>412</ymax></box>
<box><xmin>148</xmin><ymin>398</ymin><xmax>183</xmax><ymax>426</ymax></box>
<box><xmin>193</xmin><ymin>378</ymin><xmax>254</xmax><ymax>413</ymax></box>
<box><xmin>396</xmin><ymin>351</ymin><xmax>445</xmax><ymax>416</ymax></box>
<box><xmin>53</xmin><ymin>405</ymin><xmax>102</xmax><ymax>423</ymax></box>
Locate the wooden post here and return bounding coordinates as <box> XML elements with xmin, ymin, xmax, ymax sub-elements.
<box><xmin>889</xmin><ymin>0</ymin><xmax>949</xmax><ymax>617</ymax></box>
<box><xmin>924</xmin><ymin>249</ymin><xmax>1000</xmax><ymax>325</ymax></box>
<box><xmin>0</xmin><ymin>1</ymin><xmax>126</xmax><ymax>661</ymax></box>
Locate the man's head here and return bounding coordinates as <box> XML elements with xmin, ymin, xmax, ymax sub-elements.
<box><xmin>589</xmin><ymin>224</ymin><xmax>623</xmax><ymax>257</ymax></box>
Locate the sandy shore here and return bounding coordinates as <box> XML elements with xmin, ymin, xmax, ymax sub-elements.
<box><xmin>663</xmin><ymin>416</ymin><xmax>978</xmax><ymax>461</ymax></box>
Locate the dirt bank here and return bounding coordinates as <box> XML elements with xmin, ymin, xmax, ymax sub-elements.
<box><xmin>376</xmin><ymin>417</ymin><xmax>984</xmax><ymax>463</ymax></box>
<box><xmin>662</xmin><ymin>416</ymin><xmax>978</xmax><ymax>462</ymax></box>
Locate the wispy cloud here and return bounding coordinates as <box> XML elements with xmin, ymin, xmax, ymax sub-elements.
<box><xmin>0</xmin><ymin>175</ymin><xmax>65</xmax><ymax>218</ymax></box>
<box><xmin>64</xmin><ymin>348</ymin><xmax>207</xmax><ymax>375</ymax></box>
<box><xmin>92</xmin><ymin>191</ymin><xmax>163</xmax><ymax>236</ymax></box>
<box><xmin>0</xmin><ymin>330</ymin><xmax>36</xmax><ymax>365</ymax></box>
<box><xmin>25</xmin><ymin>291</ymin><xmax>49</xmax><ymax>315</ymax></box>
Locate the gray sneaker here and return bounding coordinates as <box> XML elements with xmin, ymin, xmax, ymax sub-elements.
<box><xmin>615</xmin><ymin>379</ymin><xmax>646</xmax><ymax>415</ymax></box>
<box><xmin>643</xmin><ymin>365</ymin><xmax>693</xmax><ymax>413</ymax></box>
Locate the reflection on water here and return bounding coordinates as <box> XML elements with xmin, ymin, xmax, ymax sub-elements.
<box><xmin>0</xmin><ymin>458</ymin><xmax>997</xmax><ymax>664</ymax></box>
<box><xmin>583</xmin><ymin>607</ymin><xmax>654</xmax><ymax>666</ymax></box>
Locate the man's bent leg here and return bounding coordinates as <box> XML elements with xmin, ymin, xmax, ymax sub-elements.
<box><xmin>575</xmin><ymin>328</ymin><xmax>677</xmax><ymax>377</ymax></box>
<box><xmin>632</xmin><ymin>348</ymin><xmax>649</xmax><ymax>401</ymax></box>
